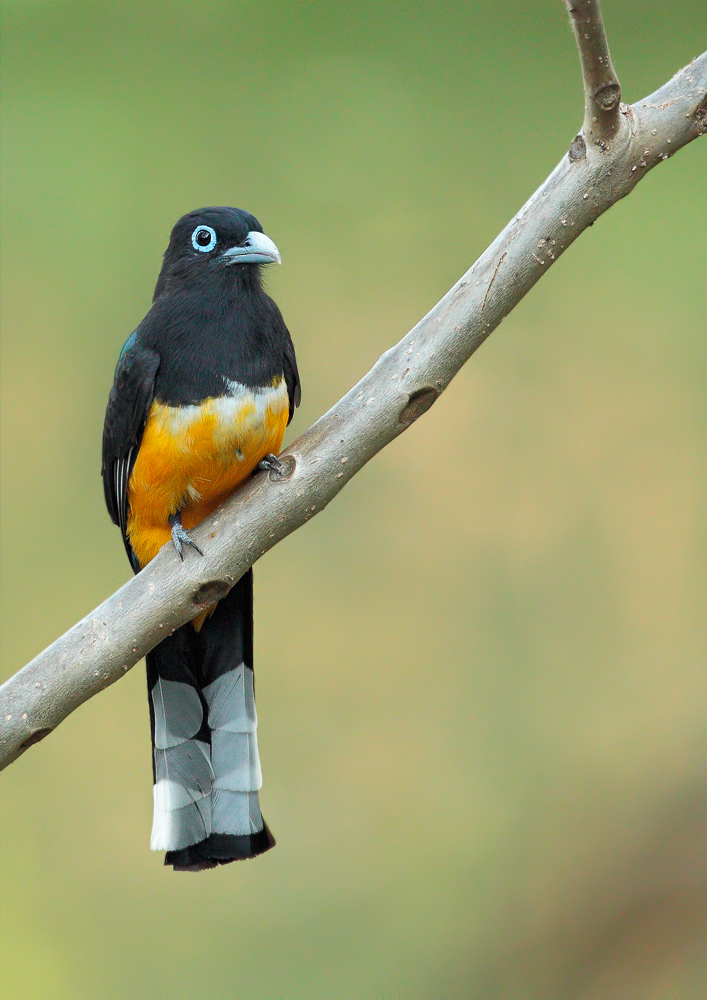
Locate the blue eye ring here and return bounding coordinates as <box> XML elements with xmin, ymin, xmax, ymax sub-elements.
<box><xmin>191</xmin><ymin>225</ymin><xmax>217</xmax><ymax>253</ymax></box>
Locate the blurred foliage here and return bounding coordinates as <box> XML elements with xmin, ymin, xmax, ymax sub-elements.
<box><xmin>1</xmin><ymin>1</ymin><xmax>706</xmax><ymax>998</ymax></box>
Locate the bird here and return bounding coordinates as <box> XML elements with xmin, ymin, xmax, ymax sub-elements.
<box><xmin>101</xmin><ymin>207</ymin><xmax>300</xmax><ymax>871</ymax></box>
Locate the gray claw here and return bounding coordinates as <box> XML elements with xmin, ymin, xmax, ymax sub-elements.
<box><xmin>257</xmin><ymin>453</ymin><xmax>287</xmax><ymax>477</ymax></box>
<box><xmin>168</xmin><ymin>513</ymin><xmax>203</xmax><ymax>560</ymax></box>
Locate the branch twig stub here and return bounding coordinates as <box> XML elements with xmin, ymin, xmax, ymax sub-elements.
<box><xmin>563</xmin><ymin>0</ymin><xmax>622</xmax><ymax>146</ymax></box>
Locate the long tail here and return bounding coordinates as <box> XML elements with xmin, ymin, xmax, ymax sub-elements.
<box><xmin>146</xmin><ymin>569</ymin><xmax>275</xmax><ymax>871</ymax></box>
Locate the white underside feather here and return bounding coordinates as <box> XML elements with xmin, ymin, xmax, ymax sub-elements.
<box><xmin>150</xmin><ymin>664</ymin><xmax>265</xmax><ymax>850</ymax></box>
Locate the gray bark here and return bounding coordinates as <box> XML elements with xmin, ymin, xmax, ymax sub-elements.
<box><xmin>1</xmin><ymin>3</ymin><xmax>705</xmax><ymax>770</ymax></box>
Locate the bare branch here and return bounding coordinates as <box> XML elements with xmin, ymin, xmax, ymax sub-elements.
<box><xmin>563</xmin><ymin>0</ymin><xmax>622</xmax><ymax>147</ymax></box>
<box><xmin>1</xmin><ymin>33</ymin><xmax>705</xmax><ymax>770</ymax></box>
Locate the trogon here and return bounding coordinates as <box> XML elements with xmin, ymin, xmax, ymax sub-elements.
<box><xmin>101</xmin><ymin>207</ymin><xmax>300</xmax><ymax>871</ymax></box>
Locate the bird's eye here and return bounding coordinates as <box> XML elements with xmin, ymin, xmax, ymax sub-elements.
<box><xmin>191</xmin><ymin>226</ymin><xmax>217</xmax><ymax>252</ymax></box>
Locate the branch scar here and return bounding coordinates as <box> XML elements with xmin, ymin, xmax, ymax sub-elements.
<box><xmin>643</xmin><ymin>96</ymin><xmax>684</xmax><ymax>111</ymax></box>
<box><xmin>481</xmin><ymin>252</ymin><xmax>507</xmax><ymax>312</ymax></box>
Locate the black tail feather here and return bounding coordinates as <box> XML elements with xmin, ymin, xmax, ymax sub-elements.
<box><xmin>166</xmin><ymin>825</ymin><xmax>276</xmax><ymax>871</ymax></box>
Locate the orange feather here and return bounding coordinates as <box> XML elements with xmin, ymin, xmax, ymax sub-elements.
<box><xmin>127</xmin><ymin>386</ymin><xmax>288</xmax><ymax>570</ymax></box>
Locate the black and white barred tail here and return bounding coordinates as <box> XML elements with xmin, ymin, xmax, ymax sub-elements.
<box><xmin>146</xmin><ymin>570</ymin><xmax>274</xmax><ymax>871</ymax></box>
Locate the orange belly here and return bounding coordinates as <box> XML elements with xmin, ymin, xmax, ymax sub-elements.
<box><xmin>127</xmin><ymin>381</ymin><xmax>289</xmax><ymax>568</ymax></box>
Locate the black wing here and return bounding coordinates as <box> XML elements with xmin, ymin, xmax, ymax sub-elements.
<box><xmin>282</xmin><ymin>328</ymin><xmax>301</xmax><ymax>425</ymax></box>
<box><xmin>101</xmin><ymin>342</ymin><xmax>160</xmax><ymax>561</ymax></box>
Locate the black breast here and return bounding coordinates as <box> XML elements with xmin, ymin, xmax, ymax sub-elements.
<box><xmin>140</xmin><ymin>281</ymin><xmax>291</xmax><ymax>407</ymax></box>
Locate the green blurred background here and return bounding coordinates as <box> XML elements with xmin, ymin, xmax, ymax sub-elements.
<box><xmin>1</xmin><ymin>2</ymin><xmax>705</xmax><ymax>997</ymax></box>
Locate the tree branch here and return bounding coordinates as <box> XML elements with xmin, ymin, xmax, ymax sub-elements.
<box><xmin>1</xmin><ymin>11</ymin><xmax>706</xmax><ymax>770</ymax></box>
<box><xmin>563</xmin><ymin>0</ymin><xmax>622</xmax><ymax>147</ymax></box>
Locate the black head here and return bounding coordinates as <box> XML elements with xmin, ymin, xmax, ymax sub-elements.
<box><xmin>153</xmin><ymin>206</ymin><xmax>281</xmax><ymax>300</ymax></box>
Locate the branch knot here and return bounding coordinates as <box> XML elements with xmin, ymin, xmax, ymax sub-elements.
<box><xmin>593</xmin><ymin>81</ymin><xmax>621</xmax><ymax>112</ymax></box>
<box><xmin>569</xmin><ymin>134</ymin><xmax>587</xmax><ymax>161</ymax></box>
<box><xmin>399</xmin><ymin>388</ymin><xmax>439</xmax><ymax>427</ymax></box>
<box><xmin>192</xmin><ymin>580</ymin><xmax>230</xmax><ymax>606</ymax></box>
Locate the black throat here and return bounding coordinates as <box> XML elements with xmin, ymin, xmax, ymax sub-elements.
<box><xmin>139</xmin><ymin>264</ymin><xmax>289</xmax><ymax>407</ymax></box>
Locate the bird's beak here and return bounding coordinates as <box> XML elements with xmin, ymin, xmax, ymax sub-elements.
<box><xmin>221</xmin><ymin>231</ymin><xmax>281</xmax><ymax>265</ymax></box>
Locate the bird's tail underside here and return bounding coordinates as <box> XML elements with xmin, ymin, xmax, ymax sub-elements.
<box><xmin>146</xmin><ymin>569</ymin><xmax>275</xmax><ymax>871</ymax></box>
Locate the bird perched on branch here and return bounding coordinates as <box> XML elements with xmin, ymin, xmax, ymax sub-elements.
<box><xmin>101</xmin><ymin>207</ymin><xmax>300</xmax><ymax>871</ymax></box>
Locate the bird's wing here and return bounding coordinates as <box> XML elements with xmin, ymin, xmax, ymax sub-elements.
<box><xmin>282</xmin><ymin>328</ymin><xmax>301</xmax><ymax>425</ymax></box>
<box><xmin>101</xmin><ymin>340</ymin><xmax>160</xmax><ymax>561</ymax></box>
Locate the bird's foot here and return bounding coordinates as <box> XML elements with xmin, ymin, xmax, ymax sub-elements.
<box><xmin>257</xmin><ymin>453</ymin><xmax>288</xmax><ymax>479</ymax></box>
<box><xmin>168</xmin><ymin>513</ymin><xmax>203</xmax><ymax>560</ymax></box>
